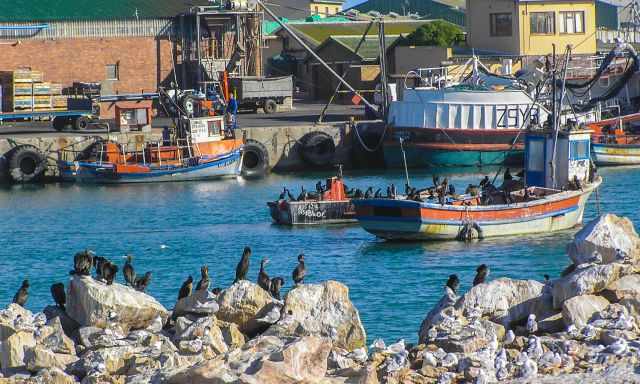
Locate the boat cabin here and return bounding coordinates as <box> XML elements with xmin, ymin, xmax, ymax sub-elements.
<box><xmin>184</xmin><ymin>116</ymin><xmax>243</xmax><ymax>157</ymax></box>
<box><xmin>525</xmin><ymin>128</ymin><xmax>592</xmax><ymax>190</ymax></box>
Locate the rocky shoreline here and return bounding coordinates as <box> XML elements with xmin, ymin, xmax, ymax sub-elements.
<box><xmin>0</xmin><ymin>213</ymin><xmax>639</xmax><ymax>383</ymax></box>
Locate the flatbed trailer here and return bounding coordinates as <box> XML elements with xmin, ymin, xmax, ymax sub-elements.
<box><xmin>0</xmin><ymin>110</ymin><xmax>96</xmax><ymax>131</ymax></box>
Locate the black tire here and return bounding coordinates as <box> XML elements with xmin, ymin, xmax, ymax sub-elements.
<box><xmin>182</xmin><ymin>95</ymin><xmax>196</xmax><ymax>116</ymax></box>
<box><xmin>263</xmin><ymin>99</ymin><xmax>277</xmax><ymax>114</ymax></box>
<box><xmin>7</xmin><ymin>145</ymin><xmax>46</xmax><ymax>183</ymax></box>
<box><xmin>300</xmin><ymin>131</ymin><xmax>336</xmax><ymax>167</ymax></box>
<box><xmin>74</xmin><ymin>116</ymin><xmax>90</xmax><ymax>131</ymax></box>
<box><xmin>52</xmin><ymin>117</ymin><xmax>66</xmax><ymax>131</ymax></box>
<box><xmin>241</xmin><ymin>139</ymin><xmax>269</xmax><ymax>178</ymax></box>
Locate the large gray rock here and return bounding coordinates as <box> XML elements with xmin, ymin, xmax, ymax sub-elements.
<box><xmin>568</xmin><ymin>214</ymin><xmax>640</xmax><ymax>265</ymax></box>
<box><xmin>552</xmin><ymin>263</ymin><xmax>632</xmax><ymax>308</ymax></box>
<box><xmin>603</xmin><ymin>274</ymin><xmax>640</xmax><ymax>302</ymax></box>
<box><xmin>24</xmin><ymin>346</ymin><xmax>78</xmax><ymax>372</ymax></box>
<box><xmin>265</xmin><ymin>281</ymin><xmax>366</xmax><ymax>351</ymax></box>
<box><xmin>418</xmin><ymin>286</ymin><xmax>459</xmax><ymax>341</ymax></box>
<box><xmin>173</xmin><ymin>289</ymin><xmax>220</xmax><ymax>317</ymax></box>
<box><xmin>455</xmin><ymin>278</ymin><xmax>550</xmax><ymax>327</ymax></box>
<box><xmin>562</xmin><ymin>295</ymin><xmax>610</xmax><ymax>328</ymax></box>
<box><xmin>0</xmin><ymin>330</ymin><xmax>35</xmax><ymax>371</ymax></box>
<box><xmin>67</xmin><ymin>275</ymin><xmax>169</xmax><ymax>332</ymax></box>
<box><xmin>216</xmin><ymin>280</ymin><xmax>277</xmax><ymax>336</ymax></box>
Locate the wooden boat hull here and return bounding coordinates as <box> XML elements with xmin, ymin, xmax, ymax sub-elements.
<box><xmin>353</xmin><ymin>178</ymin><xmax>601</xmax><ymax>241</ymax></box>
<box><xmin>59</xmin><ymin>149</ymin><xmax>241</xmax><ymax>183</ymax></box>
<box><xmin>592</xmin><ymin>143</ymin><xmax>640</xmax><ymax>165</ymax></box>
<box><xmin>268</xmin><ymin>199</ymin><xmax>356</xmax><ymax>225</ymax></box>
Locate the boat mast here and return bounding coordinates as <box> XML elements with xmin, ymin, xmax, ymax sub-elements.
<box><xmin>550</xmin><ymin>45</ymin><xmax>572</xmax><ymax>189</ymax></box>
<box><xmin>253</xmin><ymin>0</ymin><xmax>378</xmax><ymax>112</ymax></box>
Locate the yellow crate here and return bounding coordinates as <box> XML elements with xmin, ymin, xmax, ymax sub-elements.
<box><xmin>52</xmin><ymin>95</ymin><xmax>67</xmax><ymax>107</ymax></box>
<box><xmin>13</xmin><ymin>83</ymin><xmax>32</xmax><ymax>95</ymax></box>
<box><xmin>13</xmin><ymin>69</ymin><xmax>43</xmax><ymax>83</ymax></box>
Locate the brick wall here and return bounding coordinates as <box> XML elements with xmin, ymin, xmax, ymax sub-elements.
<box><xmin>0</xmin><ymin>37</ymin><xmax>175</xmax><ymax>95</ymax></box>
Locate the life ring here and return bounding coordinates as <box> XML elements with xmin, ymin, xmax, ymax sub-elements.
<box><xmin>300</xmin><ymin>131</ymin><xmax>336</xmax><ymax>167</ymax></box>
<box><xmin>241</xmin><ymin>139</ymin><xmax>269</xmax><ymax>178</ymax></box>
<box><xmin>7</xmin><ymin>144</ymin><xmax>47</xmax><ymax>183</ymax></box>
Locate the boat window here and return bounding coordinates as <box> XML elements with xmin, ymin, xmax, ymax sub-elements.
<box><xmin>207</xmin><ymin>120</ymin><xmax>222</xmax><ymax>136</ymax></box>
<box><xmin>527</xmin><ymin>139</ymin><xmax>545</xmax><ymax>171</ymax></box>
<box><xmin>570</xmin><ymin>140</ymin><xmax>590</xmax><ymax>160</ymax></box>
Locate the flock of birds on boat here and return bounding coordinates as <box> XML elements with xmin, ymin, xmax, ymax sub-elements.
<box><xmin>10</xmin><ymin>247</ymin><xmax>306</xmax><ymax>310</ymax></box>
<box><xmin>276</xmin><ymin>168</ymin><xmax>525</xmax><ymax>205</ymax></box>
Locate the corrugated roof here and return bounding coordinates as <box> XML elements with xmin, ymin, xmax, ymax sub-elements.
<box><xmin>0</xmin><ymin>0</ymin><xmax>209</xmax><ymax>22</ymax></box>
<box><xmin>328</xmin><ymin>34</ymin><xmax>399</xmax><ymax>60</ymax></box>
<box><xmin>346</xmin><ymin>0</ymin><xmax>465</xmax><ymax>26</ymax></box>
<box><xmin>263</xmin><ymin>16</ymin><xmax>352</xmax><ymax>36</ymax></box>
<box><xmin>285</xmin><ymin>20</ymin><xmax>428</xmax><ymax>46</ymax></box>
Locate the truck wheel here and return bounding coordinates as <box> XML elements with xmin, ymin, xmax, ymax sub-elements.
<box><xmin>52</xmin><ymin>117</ymin><xmax>67</xmax><ymax>131</ymax></box>
<box><xmin>263</xmin><ymin>99</ymin><xmax>277</xmax><ymax>114</ymax></box>
<box><xmin>241</xmin><ymin>139</ymin><xmax>269</xmax><ymax>178</ymax></box>
<box><xmin>74</xmin><ymin>116</ymin><xmax>90</xmax><ymax>131</ymax></box>
<box><xmin>7</xmin><ymin>145</ymin><xmax>46</xmax><ymax>183</ymax></box>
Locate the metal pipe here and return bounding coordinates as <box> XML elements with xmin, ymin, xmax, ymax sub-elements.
<box><xmin>253</xmin><ymin>0</ymin><xmax>378</xmax><ymax>112</ymax></box>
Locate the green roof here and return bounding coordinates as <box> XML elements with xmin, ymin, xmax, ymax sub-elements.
<box><xmin>326</xmin><ymin>34</ymin><xmax>399</xmax><ymax>60</ymax></box>
<box><xmin>286</xmin><ymin>20</ymin><xmax>428</xmax><ymax>46</ymax></box>
<box><xmin>263</xmin><ymin>16</ymin><xmax>353</xmax><ymax>36</ymax></box>
<box><xmin>0</xmin><ymin>0</ymin><xmax>209</xmax><ymax>22</ymax></box>
<box><xmin>347</xmin><ymin>0</ymin><xmax>466</xmax><ymax>26</ymax></box>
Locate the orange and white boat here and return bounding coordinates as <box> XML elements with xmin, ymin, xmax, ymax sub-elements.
<box><xmin>354</xmin><ymin>127</ymin><xmax>601</xmax><ymax>241</ymax></box>
<box><xmin>58</xmin><ymin>116</ymin><xmax>244</xmax><ymax>183</ymax></box>
<box><xmin>589</xmin><ymin>112</ymin><xmax>640</xmax><ymax>166</ymax></box>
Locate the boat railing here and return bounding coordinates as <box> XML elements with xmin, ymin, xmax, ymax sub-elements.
<box><xmin>593</xmin><ymin>134</ymin><xmax>640</xmax><ymax>145</ymax></box>
<box><xmin>404</xmin><ymin>66</ymin><xmax>450</xmax><ymax>89</ymax></box>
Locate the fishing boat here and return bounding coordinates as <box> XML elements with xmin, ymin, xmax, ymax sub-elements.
<box><xmin>383</xmin><ymin>58</ymin><xmax>551</xmax><ymax>168</ymax></box>
<box><xmin>589</xmin><ymin>112</ymin><xmax>640</xmax><ymax>165</ymax></box>
<box><xmin>268</xmin><ymin>170</ymin><xmax>357</xmax><ymax>225</ymax></box>
<box><xmin>58</xmin><ymin>116</ymin><xmax>244</xmax><ymax>183</ymax></box>
<box><xmin>354</xmin><ymin>127</ymin><xmax>601</xmax><ymax>241</ymax></box>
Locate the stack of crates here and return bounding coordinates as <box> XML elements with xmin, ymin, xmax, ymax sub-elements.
<box><xmin>0</xmin><ymin>69</ymin><xmax>65</xmax><ymax>112</ymax></box>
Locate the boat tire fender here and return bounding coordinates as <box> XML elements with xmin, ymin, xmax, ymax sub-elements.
<box><xmin>241</xmin><ymin>139</ymin><xmax>269</xmax><ymax>178</ymax></box>
<box><xmin>7</xmin><ymin>144</ymin><xmax>47</xmax><ymax>183</ymax></box>
<box><xmin>300</xmin><ymin>131</ymin><xmax>336</xmax><ymax>167</ymax></box>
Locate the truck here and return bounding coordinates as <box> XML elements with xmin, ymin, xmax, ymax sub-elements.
<box><xmin>0</xmin><ymin>109</ymin><xmax>96</xmax><ymax>131</ymax></box>
<box><xmin>228</xmin><ymin>76</ymin><xmax>293</xmax><ymax>114</ymax></box>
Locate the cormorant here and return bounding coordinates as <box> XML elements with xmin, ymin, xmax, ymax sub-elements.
<box><xmin>473</xmin><ymin>264</ymin><xmax>489</xmax><ymax>286</ymax></box>
<box><xmin>374</xmin><ymin>188</ymin><xmax>382</xmax><ymax>198</ymax></box>
<box><xmin>390</xmin><ymin>183</ymin><xmax>397</xmax><ymax>198</ymax></box>
<box><xmin>135</xmin><ymin>272</ymin><xmax>152</xmax><ymax>292</ymax></box>
<box><xmin>234</xmin><ymin>247</ymin><xmax>251</xmax><ymax>283</ymax></box>
<box><xmin>257</xmin><ymin>258</ymin><xmax>271</xmax><ymax>292</ymax></box>
<box><xmin>279</xmin><ymin>188</ymin><xmax>287</xmax><ymax>200</ymax></box>
<box><xmin>316</xmin><ymin>181</ymin><xmax>324</xmax><ymax>194</ymax></box>
<box><xmin>211</xmin><ymin>287</ymin><xmax>222</xmax><ymax>295</ymax></box>
<box><xmin>354</xmin><ymin>189</ymin><xmax>364</xmax><ymax>199</ymax></box>
<box><xmin>448</xmin><ymin>184</ymin><xmax>455</xmax><ymax>195</ymax></box>
<box><xmin>50</xmin><ymin>282</ymin><xmax>66</xmax><ymax>311</ymax></box>
<box><xmin>93</xmin><ymin>256</ymin><xmax>107</xmax><ymax>280</ymax></box>
<box><xmin>178</xmin><ymin>276</ymin><xmax>193</xmax><ymax>300</ymax></box>
<box><xmin>364</xmin><ymin>187</ymin><xmax>374</xmax><ymax>198</ymax></box>
<box><xmin>292</xmin><ymin>254</ymin><xmax>306</xmax><ymax>286</ymax></box>
<box><xmin>297</xmin><ymin>186</ymin><xmax>307</xmax><ymax>201</ymax></box>
<box><xmin>71</xmin><ymin>250</ymin><xmax>94</xmax><ymax>276</ymax></box>
<box><xmin>446</xmin><ymin>274</ymin><xmax>460</xmax><ymax>294</ymax></box>
<box><xmin>13</xmin><ymin>280</ymin><xmax>29</xmax><ymax>307</ymax></box>
<box><xmin>102</xmin><ymin>261</ymin><xmax>118</xmax><ymax>285</ymax></box>
<box><xmin>432</xmin><ymin>175</ymin><xmax>440</xmax><ymax>187</ymax></box>
<box><xmin>270</xmin><ymin>277</ymin><xmax>285</xmax><ymax>300</ymax></box>
<box><xmin>479</xmin><ymin>176</ymin><xmax>490</xmax><ymax>188</ymax></box>
<box><xmin>123</xmin><ymin>255</ymin><xmax>136</xmax><ymax>287</ymax></box>
<box><xmin>196</xmin><ymin>265</ymin><xmax>210</xmax><ymax>291</ymax></box>
<box><xmin>286</xmin><ymin>188</ymin><xmax>296</xmax><ymax>201</ymax></box>
<box><xmin>504</xmin><ymin>168</ymin><xmax>513</xmax><ymax>181</ymax></box>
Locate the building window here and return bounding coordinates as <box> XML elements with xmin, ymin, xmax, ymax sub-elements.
<box><xmin>314</xmin><ymin>6</ymin><xmax>319</xmax><ymax>15</ymax></box>
<box><xmin>490</xmin><ymin>13</ymin><xmax>512</xmax><ymax>37</ymax></box>
<box><xmin>106</xmin><ymin>64</ymin><xmax>119</xmax><ymax>80</ymax></box>
<box><xmin>530</xmin><ymin>12</ymin><xmax>555</xmax><ymax>34</ymax></box>
<box><xmin>325</xmin><ymin>6</ymin><xmax>329</xmax><ymax>16</ymax></box>
<box><xmin>559</xmin><ymin>11</ymin><xmax>585</xmax><ymax>34</ymax></box>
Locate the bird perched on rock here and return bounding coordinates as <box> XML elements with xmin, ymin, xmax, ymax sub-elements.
<box><xmin>607</xmin><ymin>338</ymin><xmax>628</xmax><ymax>355</ymax></box>
<box><xmin>446</xmin><ymin>274</ymin><xmax>460</xmax><ymax>295</ymax></box>
<box><xmin>270</xmin><ymin>277</ymin><xmax>285</xmax><ymax>300</ymax></box>
<box><xmin>196</xmin><ymin>266</ymin><xmax>210</xmax><ymax>292</ymax></box>
<box><xmin>614</xmin><ymin>312</ymin><xmax>634</xmax><ymax>330</ymax></box>
<box><xmin>50</xmin><ymin>282</ymin><xmax>66</xmax><ymax>311</ymax></box>
<box><xmin>257</xmin><ymin>258</ymin><xmax>271</xmax><ymax>292</ymax></box>
<box><xmin>178</xmin><ymin>276</ymin><xmax>193</xmax><ymax>300</ymax></box>
<box><xmin>234</xmin><ymin>247</ymin><xmax>251</xmax><ymax>283</ymax></box>
<box><xmin>527</xmin><ymin>336</ymin><xmax>544</xmax><ymax>360</ymax></box>
<box><xmin>134</xmin><ymin>272</ymin><xmax>152</xmax><ymax>292</ymax></box>
<box><xmin>70</xmin><ymin>249</ymin><xmax>94</xmax><ymax>276</ymax></box>
<box><xmin>504</xmin><ymin>329</ymin><xmax>515</xmax><ymax>344</ymax></box>
<box><xmin>292</xmin><ymin>253</ymin><xmax>306</xmax><ymax>286</ymax></box>
<box><xmin>494</xmin><ymin>348</ymin><xmax>508</xmax><ymax>370</ymax></box>
<box><xmin>102</xmin><ymin>261</ymin><xmax>118</xmax><ymax>285</ymax></box>
<box><xmin>427</xmin><ymin>326</ymin><xmax>438</xmax><ymax>341</ymax></box>
<box><xmin>526</xmin><ymin>314</ymin><xmax>538</xmax><ymax>334</ymax></box>
<box><xmin>473</xmin><ymin>264</ymin><xmax>489</xmax><ymax>286</ymax></box>
<box><xmin>123</xmin><ymin>255</ymin><xmax>136</xmax><ymax>287</ymax></box>
<box><xmin>93</xmin><ymin>256</ymin><xmax>107</xmax><ymax>280</ymax></box>
<box><xmin>211</xmin><ymin>287</ymin><xmax>222</xmax><ymax>295</ymax></box>
<box><xmin>518</xmin><ymin>353</ymin><xmax>538</xmax><ymax>379</ymax></box>
<box><xmin>13</xmin><ymin>280</ymin><xmax>29</xmax><ymax>307</ymax></box>
<box><xmin>441</xmin><ymin>352</ymin><xmax>458</xmax><ymax>368</ymax></box>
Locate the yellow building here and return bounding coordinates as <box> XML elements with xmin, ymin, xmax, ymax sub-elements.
<box><xmin>466</xmin><ymin>0</ymin><xmax>597</xmax><ymax>56</ymax></box>
<box><xmin>310</xmin><ymin>0</ymin><xmax>343</xmax><ymax>17</ymax></box>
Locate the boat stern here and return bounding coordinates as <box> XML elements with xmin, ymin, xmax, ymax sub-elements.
<box><xmin>353</xmin><ymin>198</ymin><xmax>429</xmax><ymax>239</ymax></box>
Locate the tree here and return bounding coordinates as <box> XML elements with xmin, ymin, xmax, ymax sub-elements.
<box><xmin>403</xmin><ymin>21</ymin><xmax>463</xmax><ymax>47</ymax></box>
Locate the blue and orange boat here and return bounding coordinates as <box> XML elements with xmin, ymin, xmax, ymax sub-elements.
<box><xmin>58</xmin><ymin>116</ymin><xmax>243</xmax><ymax>183</ymax></box>
<box><xmin>589</xmin><ymin>112</ymin><xmax>640</xmax><ymax>166</ymax></box>
<box><xmin>354</xmin><ymin>127</ymin><xmax>601</xmax><ymax>241</ymax></box>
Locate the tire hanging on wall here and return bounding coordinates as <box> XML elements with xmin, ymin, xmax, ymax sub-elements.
<box><xmin>7</xmin><ymin>144</ymin><xmax>47</xmax><ymax>183</ymax></box>
<box><xmin>241</xmin><ymin>139</ymin><xmax>269</xmax><ymax>178</ymax></box>
<box><xmin>300</xmin><ymin>131</ymin><xmax>336</xmax><ymax>167</ymax></box>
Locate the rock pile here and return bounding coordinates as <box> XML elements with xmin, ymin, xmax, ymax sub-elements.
<box><xmin>1</xmin><ymin>213</ymin><xmax>639</xmax><ymax>383</ymax></box>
